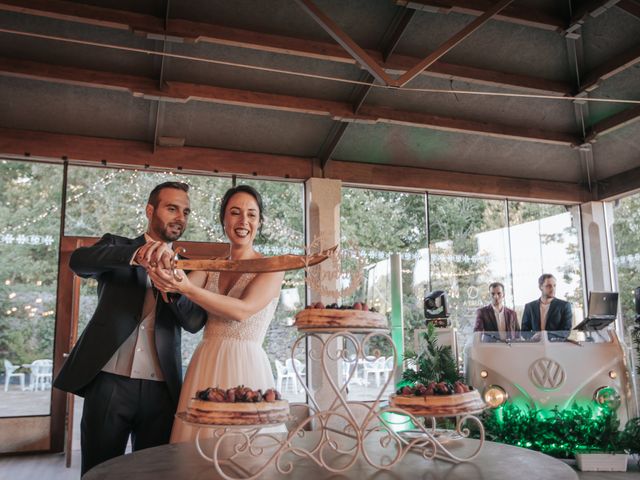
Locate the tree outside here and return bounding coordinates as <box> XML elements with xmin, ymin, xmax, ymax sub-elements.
<box><xmin>610</xmin><ymin>194</ymin><xmax>640</xmax><ymax>335</ymax></box>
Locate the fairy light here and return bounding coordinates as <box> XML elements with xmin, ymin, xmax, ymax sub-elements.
<box><xmin>8</xmin><ymin>292</ymin><xmax>16</xmax><ymax>299</ymax></box>
<box><xmin>35</xmin><ymin>298</ymin><xmax>42</xmax><ymax>303</ymax></box>
<box><xmin>4</xmin><ymin>280</ymin><xmax>10</xmax><ymax>285</ymax></box>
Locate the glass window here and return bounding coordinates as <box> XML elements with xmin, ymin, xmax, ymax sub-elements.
<box><xmin>507</xmin><ymin>201</ymin><xmax>584</xmax><ymax>322</ymax></box>
<box><xmin>610</xmin><ymin>194</ymin><xmax>640</xmax><ymax>332</ymax></box>
<box><xmin>428</xmin><ymin>195</ymin><xmax>511</xmax><ymax>352</ymax></box>
<box><xmin>0</xmin><ymin>159</ymin><xmax>63</xmax><ymax>417</ymax></box>
<box><xmin>340</xmin><ymin>187</ymin><xmax>427</xmax><ymax>398</ymax></box>
<box><xmin>239</xmin><ymin>179</ymin><xmax>305</xmax><ymax>402</ymax></box>
<box><xmin>65</xmin><ymin>167</ymin><xmax>231</xmax><ymax>241</ymax></box>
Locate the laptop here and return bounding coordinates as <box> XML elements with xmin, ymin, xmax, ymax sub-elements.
<box><xmin>574</xmin><ymin>291</ymin><xmax>618</xmax><ymax>331</ymax></box>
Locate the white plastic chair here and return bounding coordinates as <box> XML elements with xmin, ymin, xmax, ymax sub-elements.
<box><xmin>285</xmin><ymin>358</ymin><xmax>306</xmax><ymax>393</ymax></box>
<box><xmin>363</xmin><ymin>356</ymin><xmax>386</xmax><ymax>387</ymax></box>
<box><xmin>31</xmin><ymin>359</ymin><xmax>53</xmax><ymax>391</ymax></box>
<box><xmin>340</xmin><ymin>355</ymin><xmax>364</xmax><ymax>386</ymax></box>
<box><xmin>3</xmin><ymin>359</ymin><xmax>26</xmax><ymax>392</ymax></box>
<box><xmin>275</xmin><ymin>359</ymin><xmax>296</xmax><ymax>393</ymax></box>
<box><xmin>383</xmin><ymin>356</ymin><xmax>395</xmax><ymax>382</ymax></box>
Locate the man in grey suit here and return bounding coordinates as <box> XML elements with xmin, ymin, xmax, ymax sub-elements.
<box><xmin>54</xmin><ymin>182</ymin><xmax>206</xmax><ymax>475</ymax></box>
<box><xmin>474</xmin><ymin>282</ymin><xmax>519</xmax><ymax>341</ymax></box>
<box><xmin>521</xmin><ymin>274</ymin><xmax>573</xmax><ymax>336</ymax></box>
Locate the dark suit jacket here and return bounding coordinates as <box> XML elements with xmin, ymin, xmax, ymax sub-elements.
<box><xmin>521</xmin><ymin>298</ymin><xmax>572</xmax><ymax>333</ymax></box>
<box><xmin>474</xmin><ymin>305</ymin><xmax>519</xmax><ymax>340</ymax></box>
<box><xmin>53</xmin><ymin>233</ymin><xmax>206</xmax><ymax>405</ymax></box>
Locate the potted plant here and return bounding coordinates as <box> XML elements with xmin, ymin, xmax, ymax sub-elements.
<box><xmin>574</xmin><ymin>415</ymin><xmax>640</xmax><ymax>472</ymax></box>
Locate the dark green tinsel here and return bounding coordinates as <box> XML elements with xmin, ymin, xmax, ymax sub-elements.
<box><xmin>401</xmin><ymin>323</ymin><xmax>461</xmax><ymax>386</ymax></box>
<box><xmin>480</xmin><ymin>404</ymin><xmax>637</xmax><ymax>458</ymax></box>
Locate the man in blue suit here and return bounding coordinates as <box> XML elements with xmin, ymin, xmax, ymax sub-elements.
<box><xmin>521</xmin><ymin>274</ymin><xmax>572</xmax><ymax>336</ymax></box>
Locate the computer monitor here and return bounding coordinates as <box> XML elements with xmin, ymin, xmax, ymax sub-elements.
<box><xmin>574</xmin><ymin>291</ymin><xmax>618</xmax><ymax>331</ymax></box>
<box><xmin>587</xmin><ymin>291</ymin><xmax>618</xmax><ymax>319</ymax></box>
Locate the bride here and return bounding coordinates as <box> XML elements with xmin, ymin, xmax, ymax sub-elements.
<box><xmin>148</xmin><ymin>185</ymin><xmax>284</xmax><ymax>442</ymax></box>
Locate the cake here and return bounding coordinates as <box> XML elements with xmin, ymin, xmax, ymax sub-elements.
<box><xmin>294</xmin><ymin>303</ymin><xmax>388</xmax><ymax>330</ymax></box>
<box><xmin>185</xmin><ymin>386</ymin><xmax>290</xmax><ymax>425</ymax></box>
<box><xmin>389</xmin><ymin>382</ymin><xmax>485</xmax><ymax>416</ymax></box>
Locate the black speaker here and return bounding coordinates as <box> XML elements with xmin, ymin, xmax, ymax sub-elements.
<box><xmin>635</xmin><ymin>287</ymin><xmax>640</xmax><ymax>320</ymax></box>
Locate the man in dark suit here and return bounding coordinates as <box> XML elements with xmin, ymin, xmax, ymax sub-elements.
<box><xmin>54</xmin><ymin>182</ymin><xmax>206</xmax><ymax>475</ymax></box>
<box><xmin>474</xmin><ymin>282</ymin><xmax>519</xmax><ymax>341</ymax></box>
<box><xmin>521</xmin><ymin>273</ymin><xmax>573</xmax><ymax>336</ymax></box>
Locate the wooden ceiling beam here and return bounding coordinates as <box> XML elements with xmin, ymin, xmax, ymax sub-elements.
<box><xmin>293</xmin><ymin>0</ymin><xmax>394</xmax><ymax>86</ymax></box>
<box><xmin>586</xmin><ymin>105</ymin><xmax>640</xmax><ymax>142</ymax></box>
<box><xmin>357</xmin><ymin>105</ymin><xmax>578</xmax><ymax>145</ymax></box>
<box><xmin>0</xmin><ymin>0</ymin><xmax>162</xmax><ymax>31</ymax></box>
<box><xmin>319</xmin><ymin>8</ymin><xmax>417</xmax><ymax>169</ymax></box>
<box><xmin>579</xmin><ymin>44</ymin><xmax>640</xmax><ymax>93</ymax></box>
<box><xmin>617</xmin><ymin>0</ymin><xmax>640</xmax><ymax>19</ymax></box>
<box><xmin>0</xmin><ymin>0</ymin><xmax>571</xmax><ymax>95</ymax></box>
<box><xmin>394</xmin><ymin>0</ymin><xmax>565</xmax><ymax>32</ymax></box>
<box><xmin>0</xmin><ymin>127</ymin><xmax>313</xmax><ymax>179</ymax></box>
<box><xmin>597</xmin><ymin>164</ymin><xmax>640</xmax><ymax>199</ymax></box>
<box><xmin>567</xmin><ymin>0</ymin><xmax>622</xmax><ymax>37</ymax></box>
<box><xmin>325</xmin><ymin>160</ymin><xmax>591</xmax><ymax>204</ymax></box>
<box><xmin>0</xmin><ymin>57</ymin><xmax>579</xmax><ymax>146</ymax></box>
<box><xmin>0</xmin><ymin>127</ymin><xmax>590</xmax><ymax>203</ymax></box>
<box><xmin>396</xmin><ymin>0</ymin><xmax>514</xmax><ymax>87</ymax></box>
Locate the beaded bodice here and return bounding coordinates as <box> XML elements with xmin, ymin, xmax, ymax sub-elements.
<box><xmin>202</xmin><ymin>271</ymin><xmax>278</xmax><ymax>343</ymax></box>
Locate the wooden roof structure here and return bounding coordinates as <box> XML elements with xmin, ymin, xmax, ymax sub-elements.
<box><xmin>0</xmin><ymin>0</ymin><xmax>639</xmax><ymax>203</ymax></box>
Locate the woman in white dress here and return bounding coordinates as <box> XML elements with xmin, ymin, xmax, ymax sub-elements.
<box><xmin>148</xmin><ymin>185</ymin><xmax>284</xmax><ymax>443</ymax></box>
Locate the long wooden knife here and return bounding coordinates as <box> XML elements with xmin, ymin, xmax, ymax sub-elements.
<box><xmin>171</xmin><ymin>244</ymin><xmax>337</xmax><ymax>273</ymax></box>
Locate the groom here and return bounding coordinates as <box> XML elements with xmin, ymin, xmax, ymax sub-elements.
<box><xmin>54</xmin><ymin>181</ymin><xmax>206</xmax><ymax>475</ymax></box>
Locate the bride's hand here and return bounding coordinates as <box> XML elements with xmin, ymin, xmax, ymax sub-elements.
<box><xmin>148</xmin><ymin>267</ymin><xmax>191</xmax><ymax>294</ymax></box>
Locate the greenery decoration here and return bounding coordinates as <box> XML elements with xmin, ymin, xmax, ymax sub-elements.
<box><xmin>401</xmin><ymin>323</ymin><xmax>461</xmax><ymax>386</ymax></box>
<box><xmin>619</xmin><ymin>417</ymin><xmax>640</xmax><ymax>455</ymax></box>
<box><xmin>481</xmin><ymin>403</ymin><xmax>640</xmax><ymax>459</ymax></box>
<box><xmin>632</xmin><ymin>323</ymin><xmax>640</xmax><ymax>375</ymax></box>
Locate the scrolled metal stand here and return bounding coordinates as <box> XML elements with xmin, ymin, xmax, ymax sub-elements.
<box><xmin>182</xmin><ymin>327</ymin><xmax>484</xmax><ymax>479</ymax></box>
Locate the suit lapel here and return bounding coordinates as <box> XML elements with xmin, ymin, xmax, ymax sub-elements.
<box><xmin>546</xmin><ymin>299</ymin><xmax>559</xmax><ymax>329</ymax></box>
<box><xmin>132</xmin><ymin>234</ymin><xmax>148</xmax><ymax>288</ymax></box>
<box><xmin>531</xmin><ymin>302</ymin><xmax>541</xmax><ymax>330</ymax></box>
<box><xmin>485</xmin><ymin>307</ymin><xmax>499</xmax><ymax>331</ymax></box>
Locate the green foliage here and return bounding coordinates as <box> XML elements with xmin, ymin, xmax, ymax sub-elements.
<box><xmin>481</xmin><ymin>404</ymin><xmax>634</xmax><ymax>458</ymax></box>
<box><xmin>401</xmin><ymin>323</ymin><xmax>461</xmax><ymax>385</ymax></box>
<box><xmin>611</xmin><ymin>194</ymin><xmax>640</xmax><ymax>332</ymax></box>
<box><xmin>619</xmin><ymin>417</ymin><xmax>640</xmax><ymax>454</ymax></box>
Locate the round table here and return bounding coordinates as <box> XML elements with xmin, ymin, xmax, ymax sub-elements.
<box><xmin>84</xmin><ymin>432</ymin><xmax>578</xmax><ymax>480</ymax></box>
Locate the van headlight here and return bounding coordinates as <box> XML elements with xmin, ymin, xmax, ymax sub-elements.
<box><xmin>593</xmin><ymin>386</ymin><xmax>621</xmax><ymax>411</ymax></box>
<box><xmin>483</xmin><ymin>385</ymin><xmax>508</xmax><ymax>408</ymax></box>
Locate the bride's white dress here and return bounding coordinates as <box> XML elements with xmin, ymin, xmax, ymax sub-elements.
<box><xmin>170</xmin><ymin>271</ymin><xmax>280</xmax><ymax>443</ymax></box>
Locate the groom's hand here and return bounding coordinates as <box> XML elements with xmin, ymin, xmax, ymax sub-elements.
<box><xmin>135</xmin><ymin>241</ymin><xmax>174</xmax><ymax>270</ymax></box>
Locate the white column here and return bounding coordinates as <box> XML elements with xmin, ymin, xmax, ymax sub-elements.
<box><xmin>580</xmin><ymin>201</ymin><xmax>622</xmax><ymax>335</ymax></box>
<box><xmin>581</xmin><ymin>202</ymin><xmax>614</xmax><ymax>292</ymax></box>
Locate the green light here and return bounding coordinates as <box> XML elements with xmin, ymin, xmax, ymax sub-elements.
<box><xmin>481</xmin><ymin>403</ymin><xmax>624</xmax><ymax>459</ymax></box>
<box><xmin>380</xmin><ymin>411</ymin><xmax>415</xmax><ymax>433</ymax></box>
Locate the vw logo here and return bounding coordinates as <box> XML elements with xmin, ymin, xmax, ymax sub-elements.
<box><xmin>529</xmin><ymin>358</ymin><xmax>565</xmax><ymax>390</ymax></box>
